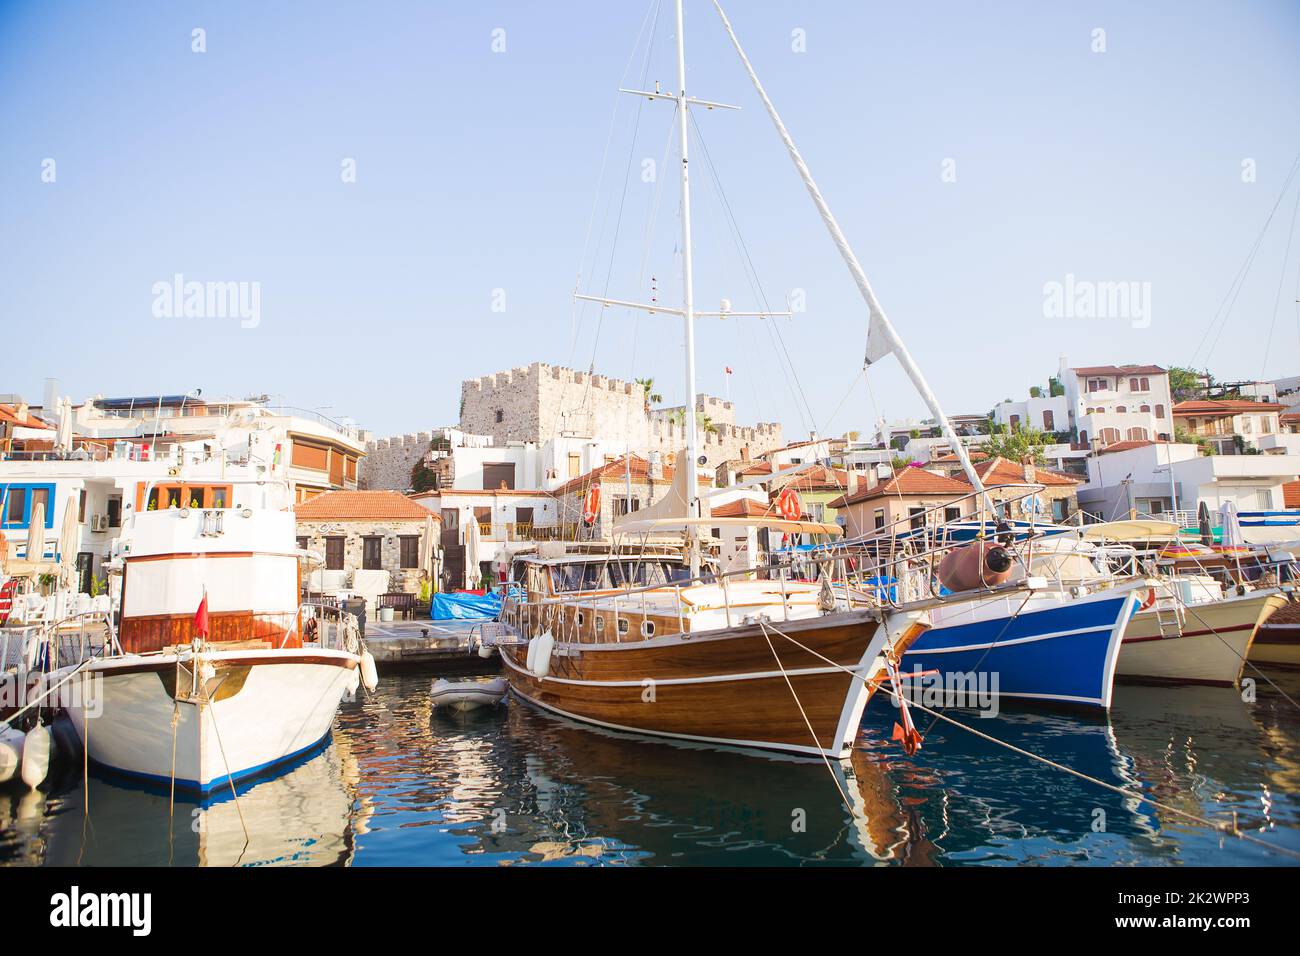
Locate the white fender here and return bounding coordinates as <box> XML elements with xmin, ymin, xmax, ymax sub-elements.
<box><xmin>360</xmin><ymin>650</ymin><xmax>379</xmax><ymax>692</ymax></box>
<box><xmin>525</xmin><ymin>637</ymin><xmax>538</xmax><ymax>673</ymax></box>
<box><xmin>531</xmin><ymin>632</ymin><xmax>554</xmax><ymax>679</ymax></box>
<box><xmin>21</xmin><ymin>722</ymin><xmax>51</xmax><ymax>789</ymax></box>
<box><xmin>477</xmin><ymin>641</ymin><xmax>494</xmax><ymax>659</ymax></box>
<box><xmin>0</xmin><ymin>723</ymin><xmax>23</xmax><ymax>784</ymax></box>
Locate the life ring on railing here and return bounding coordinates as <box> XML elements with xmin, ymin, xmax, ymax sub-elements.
<box><xmin>582</xmin><ymin>486</ymin><xmax>601</xmax><ymax>525</ymax></box>
<box><xmin>1138</xmin><ymin>587</ymin><xmax>1157</xmax><ymax>611</ymax></box>
<box><xmin>776</xmin><ymin>488</ymin><xmax>802</xmax><ymax>521</ymax></box>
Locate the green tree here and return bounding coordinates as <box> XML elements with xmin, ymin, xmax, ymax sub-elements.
<box><xmin>1048</xmin><ymin>376</ymin><xmax>1064</xmax><ymax>397</ymax></box>
<box><xmin>1029</xmin><ymin>385</ymin><xmax>1043</xmax><ymax>398</ymax></box>
<box><xmin>410</xmin><ymin>460</ymin><xmax>438</xmax><ymax>493</ymax></box>
<box><xmin>983</xmin><ymin>424</ymin><xmax>1051</xmax><ymax>465</ymax></box>
<box><xmin>1168</xmin><ymin>366</ymin><xmax>1205</xmax><ymax>401</ymax></box>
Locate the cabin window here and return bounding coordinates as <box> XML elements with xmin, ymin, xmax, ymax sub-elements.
<box><xmin>617</xmin><ymin>619</ymin><xmax>630</xmax><ymax>635</ymax></box>
<box><xmin>641</xmin><ymin>620</ymin><xmax>655</xmax><ymax>638</ymax></box>
<box><xmin>594</xmin><ymin>616</ymin><xmax>605</xmax><ymax>632</ymax></box>
<box><xmin>210</xmin><ymin>487</ymin><xmax>228</xmax><ymax>508</ymax></box>
<box><xmin>325</xmin><ymin>536</ymin><xmax>345</xmax><ymax>571</ymax></box>
<box><xmin>576</xmin><ymin>612</ymin><xmax>585</xmax><ymax>627</ymax></box>
<box><xmin>399</xmin><ymin>535</ymin><xmax>419</xmax><ymax>569</ymax></box>
<box><xmin>362</xmin><ymin>536</ymin><xmax>383</xmax><ymax>570</ymax></box>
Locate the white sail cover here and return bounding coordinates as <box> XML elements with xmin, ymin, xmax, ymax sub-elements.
<box><xmin>612</xmin><ymin>453</ymin><xmax>710</xmax><ymax>535</ymax></box>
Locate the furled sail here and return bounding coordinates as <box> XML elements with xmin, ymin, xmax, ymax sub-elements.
<box><xmin>612</xmin><ymin>451</ymin><xmax>711</xmax><ymax>535</ymax></box>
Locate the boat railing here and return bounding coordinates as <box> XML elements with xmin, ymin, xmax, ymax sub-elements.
<box><xmin>495</xmin><ymin>483</ymin><xmax>1078</xmax><ymax>636</ymax></box>
<box><xmin>1</xmin><ymin>609</ymin><xmax>122</xmax><ymax>674</ymax></box>
<box><xmin>293</xmin><ymin>600</ymin><xmax>364</xmax><ymax>655</ymax></box>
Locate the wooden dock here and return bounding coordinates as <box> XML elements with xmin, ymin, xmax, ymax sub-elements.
<box><xmin>363</xmin><ymin>618</ymin><xmax>501</xmax><ymax>673</ymax></box>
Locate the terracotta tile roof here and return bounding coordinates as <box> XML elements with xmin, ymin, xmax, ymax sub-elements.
<box><xmin>711</xmin><ymin>498</ymin><xmax>777</xmax><ymax>519</ymax></box>
<box><xmin>738</xmin><ymin>461</ymin><xmax>773</xmax><ymax>475</ymax></box>
<box><xmin>552</xmin><ymin>455</ymin><xmax>709</xmax><ymax>498</ymax></box>
<box><xmin>930</xmin><ymin>450</ymin><xmax>990</xmax><ymax>463</ymax></box>
<box><xmin>1074</xmin><ymin>364</ymin><xmax>1166</xmax><ymax>376</ymax></box>
<box><xmin>1284</xmin><ymin>480</ymin><xmax>1300</xmax><ymax>509</ymax></box>
<box><xmin>828</xmin><ymin>468</ymin><xmax>971</xmax><ymax>508</ymax></box>
<box><xmin>295</xmin><ymin>490</ymin><xmax>436</xmax><ymax>521</ymax></box>
<box><xmin>1096</xmin><ymin>439</ymin><xmax>1170</xmax><ymax>455</ymax></box>
<box><xmin>964</xmin><ymin>456</ymin><xmax>1081</xmax><ymax>486</ymax></box>
<box><xmin>417</xmin><ymin>488</ymin><xmax>554</xmax><ymax>498</ymax></box>
<box><xmin>0</xmin><ymin>404</ymin><xmax>52</xmax><ymax>429</ymax></box>
<box><xmin>1173</xmin><ymin>400</ymin><xmax>1286</xmax><ymax>414</ymax></box>
<box><xmin>1282</xmin><ymin>412</ymin><xmax>1300</xmax><ymax>424</ymax></box>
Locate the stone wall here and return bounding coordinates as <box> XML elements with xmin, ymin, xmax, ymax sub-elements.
<box><xmin>358</xmin><ymin>432</ymin><xmax>433</xmax><ymax>491</ymax></box>
<box><xmin>296</xmin><ymin>519</ymin><xmax>430</xmax><ymax>593</ymax></box>
<box><xmin>459</xmin><ymin>362</ymin><xmax>783</xmax><ymax>468</ymax></box>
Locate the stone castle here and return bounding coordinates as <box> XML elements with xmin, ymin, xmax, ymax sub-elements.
<box><xmin>361</xmin><ymin>363</ymin><xmax>784</xmax><ymax>490</ymax></box>
<box><xmin>459</xmin><ymin>362</ymin><xmax>783</xmax><ymax>462</ymax></box>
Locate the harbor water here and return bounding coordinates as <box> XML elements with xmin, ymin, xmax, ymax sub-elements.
<box><xmin>3</xmin><ymin>666</ymin><xmax>1299</xmax><ymax>866</ymax></box>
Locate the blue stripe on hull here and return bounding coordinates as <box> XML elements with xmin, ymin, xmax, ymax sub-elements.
<box><xmin>903</xmin><ymin>595</ymin><xmax>1136</xmax><ymax>707</ymax></box>
<box><xmin>88</xmin><ymin>730</ymin><xmax>334</xmax><ymax>798</ymax></box>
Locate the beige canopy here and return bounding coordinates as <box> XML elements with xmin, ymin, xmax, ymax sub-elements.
<box><xmin>1077</xmin><ymin>519</ymin><xmax>1180</xmax><ymax>542</ymax></box>
<box><xmin>614</xmin><ymin>515</ymin><xmax>842</xmax><ymax>537</ymax></box>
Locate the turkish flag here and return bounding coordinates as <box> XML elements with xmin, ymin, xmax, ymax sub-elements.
<box><xmin>194</xmin><ymin>593</ymin><xmax>209</xmax><ymax>639</ymax></box>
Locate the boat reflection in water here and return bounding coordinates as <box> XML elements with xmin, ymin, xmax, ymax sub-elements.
<box><xmin>16</xmin><ymin>734</ymin><xmax>360</xmax><ymax>867</ymax></box>
<box><xmin>4</xmin><ymin>668</ymin><xmax>1297</xmax><ymax>866</ymax></box>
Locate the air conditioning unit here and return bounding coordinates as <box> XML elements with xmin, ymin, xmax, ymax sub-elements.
<box><xmin>90</xmin><ymin>514</ymin><xmax>109</xmax><ymax>532</ymax></box>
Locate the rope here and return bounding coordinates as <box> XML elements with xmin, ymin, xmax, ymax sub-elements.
<box><xmin>756</xmin><ymin>620</ymin><xmax>854</xmax><ymax>811</ymax></box>
<box><xmin>756</xmin><ymin>617</ymin><xmax>1300</xmax><ymax>862</ymax></box>
<box><xmin>202</xmin><ymin>677</ymin><xmax>251</xmax><ymax>861</ymax></box>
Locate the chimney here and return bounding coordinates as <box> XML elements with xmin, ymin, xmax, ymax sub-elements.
<box><xmin>649</xmin><ymin>450</ymin><xmax>663</xmax><ymax>480</ymax></box>
<box><xmin>739</xmin><ymin>445</ymin><xmax>750</xmax><ymax>462</ymax></box>
<box><xmin>1022</xmin><ymin>454</ymin><xmax>1036</xmax><ymax>484</ymax></box>
<box><xmin>16</xmin><ymin>402</ymin><xmax>28</xmax><ymax>422</ymax></box>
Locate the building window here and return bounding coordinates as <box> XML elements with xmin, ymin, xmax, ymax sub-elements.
<box><xmin>1115</xmin><ymin>405</ymin><xmax>1127</xmax><ymax>413</ymax></box>
<box><xmin>78</xmin><ymin>490</ymin><xmax>87</xmax><ymax>523</ymax></box>
<box><xmin>362</xmin><ymin>536</ymin><xmax>383</xmax><ymax>570</ymax></box>
<box><xmin>944</xmin><ymin>507</ymin><xmax>961</xmax><ymax>522</ymax></box>
<box><xmin>5</xmin><ymin>492</ymin><xmax>25</xmax><ymax>524</ymax></box>
<box><xmin>1127</xmin><ymin>427</ymin><xmax>1149</xmax><ymax>442</ymax></box>
<box><xmin>1042</xmin><ymin>410</ymin><xmax>1054</xmax><ymax>431</ymax></box>
<box><xmin>1155</xmin><ymin>404</ymin><xmax>1165</xmax><ymax>419</ymax></box>
<box><xmin>1087</xmin><ymin>378</ymin><xmax>1106</xmax><ymax>393</ymax></box>
<box><xmin>106</xmin><ymin>496</ymin><xmax>122</xmax><ymax>528</ymax></box>
<box><xmin>483</xmin><ymin>462</ymin><xmax>515</xmax><ymax>490</ymax></box>
<box><xmin>1009</xmin><ymin>414</ymin><xmax>1021</xmax><ymax>430</ymax></box>
<box><xmin>494</xmin><ymin>409</ymin><xmax>504</xmax><ymax>423</ymax></box>
<box><xmin>1079</xmin><ymin>430</ymin><xmax>1088</xmax><ymax>447</ymax></box>
<box><xmin>325</xmin><ymin>536</ymin><xmax>345</xmax><ymax>570</ymax></box>
<box><xmin>1052</xmin><ymin>499</ymin><xmax>1068</xmax><ymax>522</ymax></box>
<box><xmin>909</xmin><ymin>507</ymin><xmax>925</xmax><ymax>530</ymax></box>
<box><xmin>296</xmin><ymin>536</ymin><xmax>309</xmax><ymax>551</ymax></box>
<box><xmin>874</xmin><ymin>509</ymin><xmax>885</xmax><ymax>530</ymax></box>
<box><xmin>1099</xmin><ymin>427</ymin><xmax>1120</xmax><ymax>445</ymax></box>
<box><xmin>399</xmin><ymin>535</ymin><xmax>419</xmax><ymax>569</ymax></box>
<box><xmin>1139</xmin><ymin>404</ymin><xmax>1150</xmax><ymax>413</ymax></box>
<box><xmin>568</xmin><ymin>453</ymin><xmax>581</xmax><ymax>478</ymax></box>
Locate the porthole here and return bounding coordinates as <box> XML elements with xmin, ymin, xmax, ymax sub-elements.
<box><xmin>641</xmin><ymin>620</ymin><xmax>656</xmax><ymax>638</ymax></box>
<box><xmin>617</xmin><ymin>619</ymin><xmax>630</xmax><ymax>635</ymax></box>
<box><xmin>594</xmin><ymin>616</ymin><xmax>605</xmax><ymax>632</ymax></box>
<box><xmin>576</xmin><ymin>612</ymin><xmax>585</xmax><ymax>627</ymax></box>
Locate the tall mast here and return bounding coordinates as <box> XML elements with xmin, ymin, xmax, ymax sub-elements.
<box><xmin>675</xmin><ymin>0</ymin><xmax>702</xmax><ymax>576</ymax></box>
<box><xmin>711</xmin><ymin>0</ymin><xmax>991</xmax><ymax>509</ymax></box>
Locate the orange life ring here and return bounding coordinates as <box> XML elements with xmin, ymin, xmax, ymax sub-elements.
<box><xmin>776</xmin><ymin>488</ymin><xmax>803</xmax><ymax>521</ymax></box>
<box><xmin>582</xmin><ymin>486</ymin><xmax>601</xmax><ymax>525</ymax></box>
<box><xmin>1138</xmin><ymin>587</ymin><xmax>1157</xmax><ymax>611</ymax></box>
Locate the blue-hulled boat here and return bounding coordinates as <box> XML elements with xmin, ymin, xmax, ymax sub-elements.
<box><xmin>901</xmin><ymin>588</ymin><xmax>1140</xmax><ymax>709</ymax></box>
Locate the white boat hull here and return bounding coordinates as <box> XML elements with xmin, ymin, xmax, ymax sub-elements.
<box><xmin>1117</xmin><ymin>591</ymin><xmax>1286</xmax><ymax>686</ymax></box>
<box><xmin>61</xmin><ymin>648</ymin><xmax>360</xmax><ymax>793</ymax></box>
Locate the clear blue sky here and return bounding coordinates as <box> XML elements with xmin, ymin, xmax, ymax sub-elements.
<box><xmin>3</xmin><ymin>0</ymin><xmax>1298</xmax><ymax>440</ymax></box>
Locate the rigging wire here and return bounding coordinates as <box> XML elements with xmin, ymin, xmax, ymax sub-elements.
<box><xmin>1259</xmin><ymin>175</ymin><xmax>1300</xmax><ymax>380</ymax></box>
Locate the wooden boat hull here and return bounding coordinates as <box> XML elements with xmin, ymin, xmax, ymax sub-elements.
<box><xmin>501</xmin><ymin>609</ymin><xmax>915</xmax><ymax>759</ymax></box>
<box><xmin>1249</xmin><ymin>594</ymin><xmax>1300</xmax><ymax>667</ymax></box>
<box><xmin>1119</xmin><ymin>591</ymin><xmax>1286</xmax><ymax>686</ymax></box>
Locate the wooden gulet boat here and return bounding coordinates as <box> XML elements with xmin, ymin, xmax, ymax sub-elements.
<box><xmin>492</xmin><ymin>0</ymin><xmax>1024</xmax><ymax>760</ymax></box>
<box><xmin>499</xmin><ymin>547</ymin><xmax>929</xmax><ymax>759</ymax></box>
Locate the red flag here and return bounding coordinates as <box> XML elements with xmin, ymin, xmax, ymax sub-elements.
<box><xmin>725</xmin><ymin>366</ymin><xmax>733</xmax><ymax>375</ymax></box>
<box><xmin>194</xmin><ymin>593</ymin><xmax>209</xmax><ymax>639</ymax></box>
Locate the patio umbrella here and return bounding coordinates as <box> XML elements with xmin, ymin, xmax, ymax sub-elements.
<box><xmin>464</xmin><ymin>518</ymin><xmax>480</xmax><ymax>590</ymax></box>
<box><xmin>1219</xmin><ymin>500</ymin><xmax>1243</xmax><ymax>550</ymax></box>
<box><xmin>58</xmin><ymin>493</ymin><xmax>80</xmax><ymax>588</ymax></box>
<box><xmin>1197</xmin><ymin>501</ymin><xmax>1213</xmax><ymax>546</ymax></box>
<box><xmin>56</xmin><ymin>397</ymin><xmax>73</xmax><ymax>454</ymax></box>
<box><xmin>25</xmin><ymin>500</ymin><xmax>45</xmax><ymax>563</ymax></box>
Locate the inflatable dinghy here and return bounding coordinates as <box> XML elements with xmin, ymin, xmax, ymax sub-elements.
<box><xmin>430</xmin><ymin>677</ymin><xmax>508</xmax><ymax>713</ymax></box>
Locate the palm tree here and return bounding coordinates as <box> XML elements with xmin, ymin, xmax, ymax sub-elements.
<box><xmin>635</xmin><ymin>377</ymin><xmax>662</xmax><ymax>412</ymax></box>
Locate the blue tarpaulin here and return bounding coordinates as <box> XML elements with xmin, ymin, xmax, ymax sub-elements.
<box><xmin>431</xmin><ymin>591</ymin><xmax>502</xmax><ymax>621</ymax></box>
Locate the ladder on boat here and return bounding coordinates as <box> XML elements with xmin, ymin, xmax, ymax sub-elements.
<box><xmin>1152</xmin><ymin>596</ymin><xmax>1183</xmax><ymax>639</ymax></box>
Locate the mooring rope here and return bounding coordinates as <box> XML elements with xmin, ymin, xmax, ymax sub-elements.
<box><xmin>756</xmin><ymin>617</ymin><xmax>1300</xmax><ymax>862</ymax></box>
